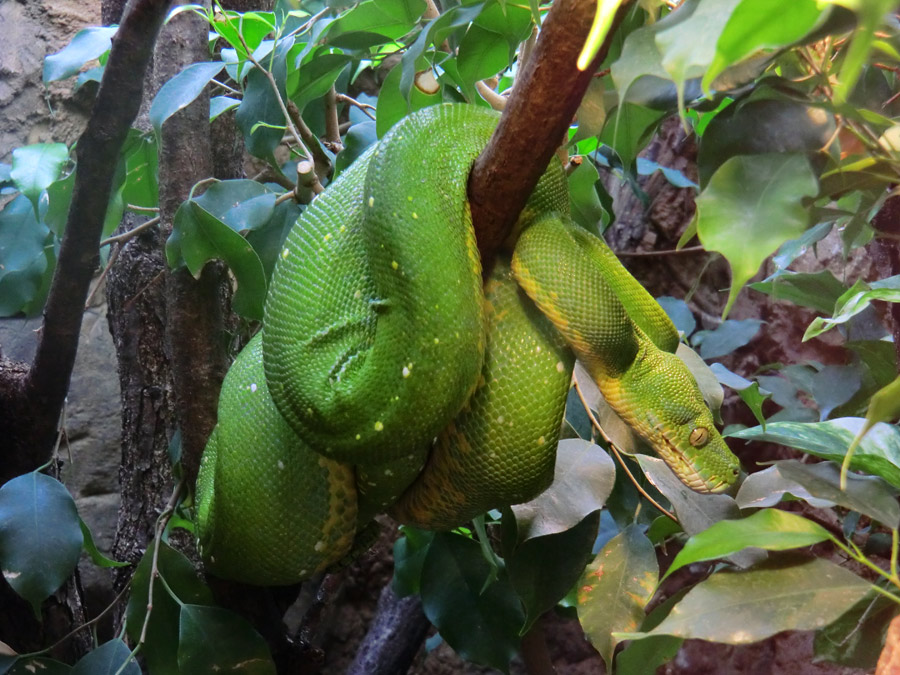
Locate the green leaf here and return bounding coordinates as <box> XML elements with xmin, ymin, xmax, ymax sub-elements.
<box><xmin>657</xmin><ymin>296</ymin><xmax>696</xmax><ymax>338</ymax></box>
<box><xmin>804</xmin><ymin>276</ymin><xmax>900</xmax><ymax>341</ymax></box>
<box><xmin>0</xmin><ymin>195</ymin><xmax>51</xmax><ymax>317</ymax></box>
<box><xmin>245</xmin><ymin>200</ymin><xmax>300</xmax><ymax>282</ymax></box>
<box><xmin>125</xmin><ymin>542</ymin><xmax>214</xmax><ymax>675</ymax></box>
<box><xmin>750</xmin><ymin>270</ymin><xmax>847</xmax><ymax>314</ymax></box>
<box><xmin>0</xmin><ymin>472</ymin><xmax>83</xmax><ymax>616</ymax></box>
<box><xmin>78</xmin><ymin>518</ymin><xmax>128</xmax><ymax>569</ymax></box>
<box><xmin>71</xmin><ymin>640</ymin><xmax>138</xmax><ymax>675</ymax></box>
<box><xmin>654</xmin><ymin>0</ymin><xmax>742</xmax><ymax>111</ymax></box>
<box><xmin>567</xmin><ymin>161</ymin><xmax>608</xmax><ymax>231</ymax></box>
<box><xmin>600</xmin><ymin>103</ymin><xmax>666</xmax><ymax>170</ymax></box>
<box><xmin>615</xmin><ymin>635</ymin><xmax>683</xmax><ymax>675</ymax></box>
<box><xmin>510</xmin><ymin>439</ymin><xmax>615</xmax><ymax>543</ymax></box>
<box><xmin>210</xmin><ymin>95</ymin><xmax>240</xmax><ymax>122</ymax></box>
<box><xmin>392</xmin><ymin>526</ymin><xmax>435</xmax><ymax>597</ymax></box>
<box><xmin>710</xmin><ymin>363</ymin><xmax>769</xmax><ymax>428</ymax></box>
<box><xmin>848</xmin><ymin>339</ymin><xmax>898</xmax><ymax>389</ymax></box>
<box><xmin>810</xmin><ymin>364</ymin><xmax>863</xmax><ymax>421</ymax></box>
<box><xmin>814</xmin><ymin>588</ymin><xmax>897</xmax><ymax>669</ymax></box>
<box><xmin>10</xmin><ymin>143</ymin><xmax>69</xmax><ymax>215</ymax></box>
<box><xmin>663</xmin><ymin>509</ymin><xmax>832</xmax><ymax>582</ymax></box>
<box><xmin>235</xmin><ymin>41</ymin><xmax>291</xmax><ymax>161</ymax></box>
<box><xmin>288</xmin><ymin>53</ymin><xmax>352</xmax><ymax>112</ymax></box>
<box><xmin>120</xmin><ymin>131</ymin><xmax>159</xmax><ymax>211</ymax></box>
<box><xmin>703</xmin><ymin>0</ymin><xmax>827</xmax><ymax>93</ymax></box>
<box><xmin>43</xmin><ymin>26</ymin><xmax>117</xmax><ymax>83</ymax></box>
<box><xmin>166</xmin><ymin>199</ymin><xmax>267</xmax><ymax>320</ymax></box>
<box><xmin>698</xmin><ymin>99</ymin><xmax>835</xmax><ymax>189</ymax></box>
<box><xmin>456</xmin><ymin>25</ymin><xmax>510</xmax><ymax>100</ymax></box>
<box><xmin>691</xmin><ymin>318</ymin><xmax>762</xmax><ymax>359</ymax></box>
<box><xmin>610</xmin><ymin>21</ymin><xmax>669</xmax><ymax>108</ymax></box>
<box><xmin>44</xmin><ymin>170</ymin><xmax>75</xmax><ymax>237</ymax></box>
<box><xmin>730</xmin><ymin>418</ymin><xmax>900</xmax><ymax>492</ymax></box>
<box><xmin>178</xmin><ymin>605</ymin><xmax>276</xmax><ymax>674</ymax></box>
<box><xmin>576</xmin><ymin>525</ymin><xmax>658</xmax><ymax>671</ymax></box>
<box><xmin>507</xmin><ymin>511</ymin><xmax>600</xmax><ymax>634</ymax></box>
<box><xmin>696</xmin><ymin>153</ymin><xmax>819</xmax><ymax>317</ymax></box>
<box><xmin>193</xmin><ymin>180</ymin><xmax>275</xmax><ymax>232</ymax></box>
<box><xmin>334</xmin><ymin>121</ymin><xmax>378</xmax><ymax>177</ymax></box>
<box><xmin>420</xmin><ymin>532</ymin><xmax>524</xmax><ymax>672</ymax></box>
<box><xmin>149</xmin><ymin>62</ymin><xmax>225</xmax><ymax>137</ymax></box>
<box><xmin>620</xmin><ymin>557</ymin><xmax>871</xmax><ymax>644</ymax></box>
<box><xmin>329</xmin><ymin>0</ymin><xmax>426</xmax><ymax>41</ymax></box>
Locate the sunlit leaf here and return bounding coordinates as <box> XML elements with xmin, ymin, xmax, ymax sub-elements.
<box><xmin>620</xmin><ymin>558</ymin><xmax>871</xmax><ymax>644</ymax></box>
<box><xmin>577</xmin><ymin>525</ymin><xmax>657</xmax><ymax>670</ymax></box>
<box><xmin>804</xmin><ymin>276</ymin><xmax>900</xmax><ymax>341</ymax></box>
<box><xmin>663</xmin><ymin>509</ymin><xmax>832</xmax><ymax>581</ymax></box>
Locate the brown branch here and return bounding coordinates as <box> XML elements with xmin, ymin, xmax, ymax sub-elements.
<box><xmin>324</xmin><ymin>86</ymin><xmax>343</xmax><ymax>154</ymax></box>
<box><xmin>0</xmin><ymin>0</ymin><xmax>172</xmax><ymax>484</ymax></box>
<box><xmin>469</xmin><ymin>0</ymin><xmax>634</xmax><ymax>275</ymax></box>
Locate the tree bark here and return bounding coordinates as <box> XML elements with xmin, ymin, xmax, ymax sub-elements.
<box><xmin>469</xmin><ymin>0</ymin><xmax>633</xmax><ymax>275</ymax></box>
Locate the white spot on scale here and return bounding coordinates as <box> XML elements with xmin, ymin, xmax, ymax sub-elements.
<box><xmin>392</xmin><ymin>261</ymin><xmax>399</xmax><ymax>270</ymax></box>
<box><xmin>538</xmin><ymin>436</ymin><xmax>546</xmax><ymax>445</ymax></box>
<box><xmin>536</xmin><ymin>346</ymin><xmax>541</xmax><ymax>353</ymax></box>
<box><xmin>374</xmin><ymin>421</ymin><xmax>384</xmax><ymax>431</ymax></box>
<box><xmin>497</xmin><ymin>415</ymin><xmax>504</xmax><ymax>423</ymax></box>
<box><xmin>368</xmin><ymin>196</ymin><xmax>375</xmax><ymax>207</ymax></box>
<box><xmin>402</xmin><ymin>366</ymin><xmax>410</xmax><ymax>378</ymax></box>
<box><xmin>277</xmin><ymin>460</ymin><xmax>285</xmax><ymax>470</ymax></box>
<box><xmin>433</xmin><ymin>337</ymin><xmax>440</xmax><ymax>344</ymax></box>
<box><xmin>210</xmin><ymin>556</ymin><xmax>216</xmax><ymax>564</ymax></box>
<box><xmin>556</xmin><ymin>361</ymin><xmax>565</xmax><ymax>373</ymax></box>
<box><xmin>412</xmin><ymin>212</ymin><xmax>418</xmax><ymax>219</ymax></box>
<box><xmin>314</xmin><ymin>540</ymin><xmax>326</xmax><ymax>552</ymax></box>
<box><xmin>354</xmin><ymin>290</ymin><xmax>362</xmax><ymax>299</ymax></box>
<box><xmin>384</xmin><ymin>469</ymin><xmax>394</xmax><ymax>476</ymax></box>
<box><xmin>281</xmin><ymin>248</ymin><xmax>290</xmax><ymax>259</ymax></box>
<box><xmin>356</xmin><ymin>434</ymin><xmax>362</xmax><ymax>440</ymax></box>
<box><xmin>249</xmin><ymin>383</ymin><xmax>257</xmax><ymax>393</ymax></box>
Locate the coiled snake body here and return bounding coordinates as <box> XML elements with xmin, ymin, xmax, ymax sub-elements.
<box><xmin>195</xmin><ymin>104</ymin><xmax>740</xmax><ymax>585</ymax></box>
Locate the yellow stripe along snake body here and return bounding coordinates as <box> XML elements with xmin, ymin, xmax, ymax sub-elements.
<box><xmin>195</xmin><ymin>104</ymin><xmax>740</xmax><ymax>585</ymax></box>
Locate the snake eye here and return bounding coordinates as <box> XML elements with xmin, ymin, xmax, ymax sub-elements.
<box><xmin>689</xmin><ymin>427</ymin><xmax>709</xmax><ymax>447</ymax></box>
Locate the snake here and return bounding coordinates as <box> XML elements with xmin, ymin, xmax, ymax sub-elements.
<box><xmin>195</xmin><ymin>104</ymin><xmax>741</xmax><ymax>586</ymax></box>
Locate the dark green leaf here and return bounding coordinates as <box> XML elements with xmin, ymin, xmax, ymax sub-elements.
<box><xmin>289</xmin><ymin>53</ymin><xmax>352</xmax><ymax>112</ymax></box>
<box><xmin>71</xmin><ymin>640</ymin><xmax>138</xmax><ymax>675</ymax></box>
<box><xmin>577</xmin><ymin>525</ymin><xmax>657</xmax><ymax>670</ymax></box>
<box><xmin>193</xmin><ymin>180</ymin><xmax>275</xmax><ymax>232</ymax></box>
<box><xmin>730</xmin><ymin>418</ymin><xmax>900</xmax><ymax>492</ymax></box>
<box><xmin>696</xmin><ymin>153</ymin><xmax>818</xmax><ymax>316</ymax></box>
<box><xmin>236</xmin><ymin>40</ymin><xmax>292</xmax><ymax>160</ymax></box>
<box><xmin>814</xmin><ymin>588</ymin><xmax>897</xmax><ymax>669</ymax></box>
<box><xmin>810</xmin><ymin>364</ymin><xmax>863</xmax><ymax>421</ymax></box>
<box><xmin>166</xmin><ymin>200</ymin><xmax>267</xmax><ymax>320</ymax></box>
<box><xmin>600</xmin><ymin>103</ymin><xmax>666</xmax><ymax>170</ymax></box>
<box><xmin>246</xmin><ymin>200</ymin><xmax>300</xmax><ymax>281</ymax></box>
<box><xmin>44</xmin><ymin>171</ymin><xmax>75</xmax><ymax>237</ymax></box>
<box><xmin>0</xmin><ymin>472</ymin><xmax>83</xmax><ymax>616</ymax></box>
<box><xmin>848</xmin><ymin>340</ymin><xmax>898</xmax><ymax>389</ymax></box>
<box><xmin>456</xmin><ymin>25</ymin><xmax>510</xmax><ymax>99</ymax></box>
<box><xmin>511</xmin><ymin>439</ymin><xmax>615</xmax><ymax>543</ymax></box>
<box><xmin>698</xmin><ymin>100</ymin><xmax>834</xmax><ymax>187</ymax></box>
<box><xmin>334</xmin><ymin>122</ymin><xmax>378</xmax><ymax>177</ymax></box>
<box><xmin>750</xmin><ymin>269</ymin><xmax>847</xmax><ymax>314</ymax></box>
<box><xmin>710</xmin><ymin>363</ymin><xmax>769</xmax><ymax>428</ymax></box>
<box><xmin>329</xmin><ymin>0</ymin><xmax>426</xmax><ymax>40</ymax></box>
<box><xmin>663</xmin><ymin>509</ymin><xmax>831</xmax><ymax>581</ymax></box>
<box><xmin>567</xmin><ymin>161</ymin><xmax>607</xmax><ymax>231</ymax></box>
<box><xmin>420</xmin><ymin>532</ymin><xmax>524</xmax><ymax>673</ymax></box>
<box><xmin>392</xmin><ymin>526</ymin><xmax>435</xmax><ymax>597</ymax></box>
<box><xmin>376</xmin><ymin>63</ymin><xmax>442</xmax><ymax>138</ymax></box>
<box><xmin>0</xmin><ymin>195</ymin><xmax>51</xmax><ymax>317</ymax></box>
<box><xmin>507</xmin><ymin>511</ymin><xmax>600</xmax><ymax>634</ymax></box>
<box><xmin>10</xmin><ymin>143</ymin><xmax>69</xmax><ymax>214</ymax></box>
<box><xmin>615</xmin><ymin>635</ymin><xmax>683</xmax><ymax>675</ymax></box>
<box><xmin>620</xmin><ymin>558</ymin><xmax>871</xmax><ymax>644</ymax></box>
<box><xmin>43</xmin><ymin>26</ymin><xmax>117</xmax><ymax>83</ymax></box>
<box><xmin>120</xmin><ymin>131</ymin><xmax>159</xmax><ymax>211</ymax></box>
<box><xmin>126</xmin><ymin>542</ymin><xmax>214</xmax><ymax>675</ymax></box>
<box><xmin>149</xmin><ymin>62</ymin><xmax>225</xmax><ymax>137</ymax></box>
<box><xmin>178</xmin><ymin>605</ymin><xmax>276</xmax><ymax>674</ymax></box>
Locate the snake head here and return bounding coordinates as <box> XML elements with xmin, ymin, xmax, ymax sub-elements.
<box><xmin>602</xmin><ymin>346</ymin><xmax>741</xmax><ymax>494</ymax></box>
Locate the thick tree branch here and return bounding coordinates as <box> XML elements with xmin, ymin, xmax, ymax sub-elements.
<box><xmin>469</xmin><ymin>0</ymin><xmax>633</xmax><ymax>274</ymax></box>
<box><xmin>0</xmin><ymin>0</ymin><xmax>172</xmax><ymax>484</ymax></box>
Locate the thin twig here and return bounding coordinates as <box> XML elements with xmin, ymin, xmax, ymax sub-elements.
<box><xmin>125</xmin><ymin>204</ymin><xmax>160</xmax><ymax>213</ymax></box>
<box><xmin>99</xmin><ymin>216</ymin><xmax>161</xmax><ymax>248</ymax></box>
<box><xmin>334</xmin><ymin>93</ymin><xmax>376</xmax><ymax>120</ymax></box>
<box><xmin>210</xmin><ymin>78</ymin><xmax>240</xmax><ymax>95</ymax></box>
<box><xmin>572</xmin><ymin>377</ymin><xmax>678</xmax><ymax>522</ymax></box>
<box><xmin>233</xmin><ymin>29</ymin><xmax>324</xmax><ymax>193</ymax></box>
<box><xmin>85</xmin><ymin>244</ymin><xmax>122</xmax><ymax>309</ymax></box>
<box><xmin>615</xmin><ymin>245</ymin><xmax>707</xmax><ymax>258</ymax></box>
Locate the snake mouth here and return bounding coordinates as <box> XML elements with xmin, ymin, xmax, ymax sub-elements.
<box><xmin>657</xmin><ymin>430</ymin><xmax>730</xmax><ymax>494</ymax></box>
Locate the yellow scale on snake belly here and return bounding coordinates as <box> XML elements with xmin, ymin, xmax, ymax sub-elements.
<box><xmin>195</xmin><ymin>103</ymin><xmax>741</xmax><ymax>586</ymax></box>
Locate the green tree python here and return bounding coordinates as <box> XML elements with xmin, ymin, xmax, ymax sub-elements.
<box><xmin>195</xmin><ymin>104</ymin><xmax>741</xmax><ymax>586</ymax></box>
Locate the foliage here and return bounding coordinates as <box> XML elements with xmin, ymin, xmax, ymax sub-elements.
<box><xmin>3</xmin><ymin>0</ymin><xmax>900</xmax><ymax>672</ymax></box>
